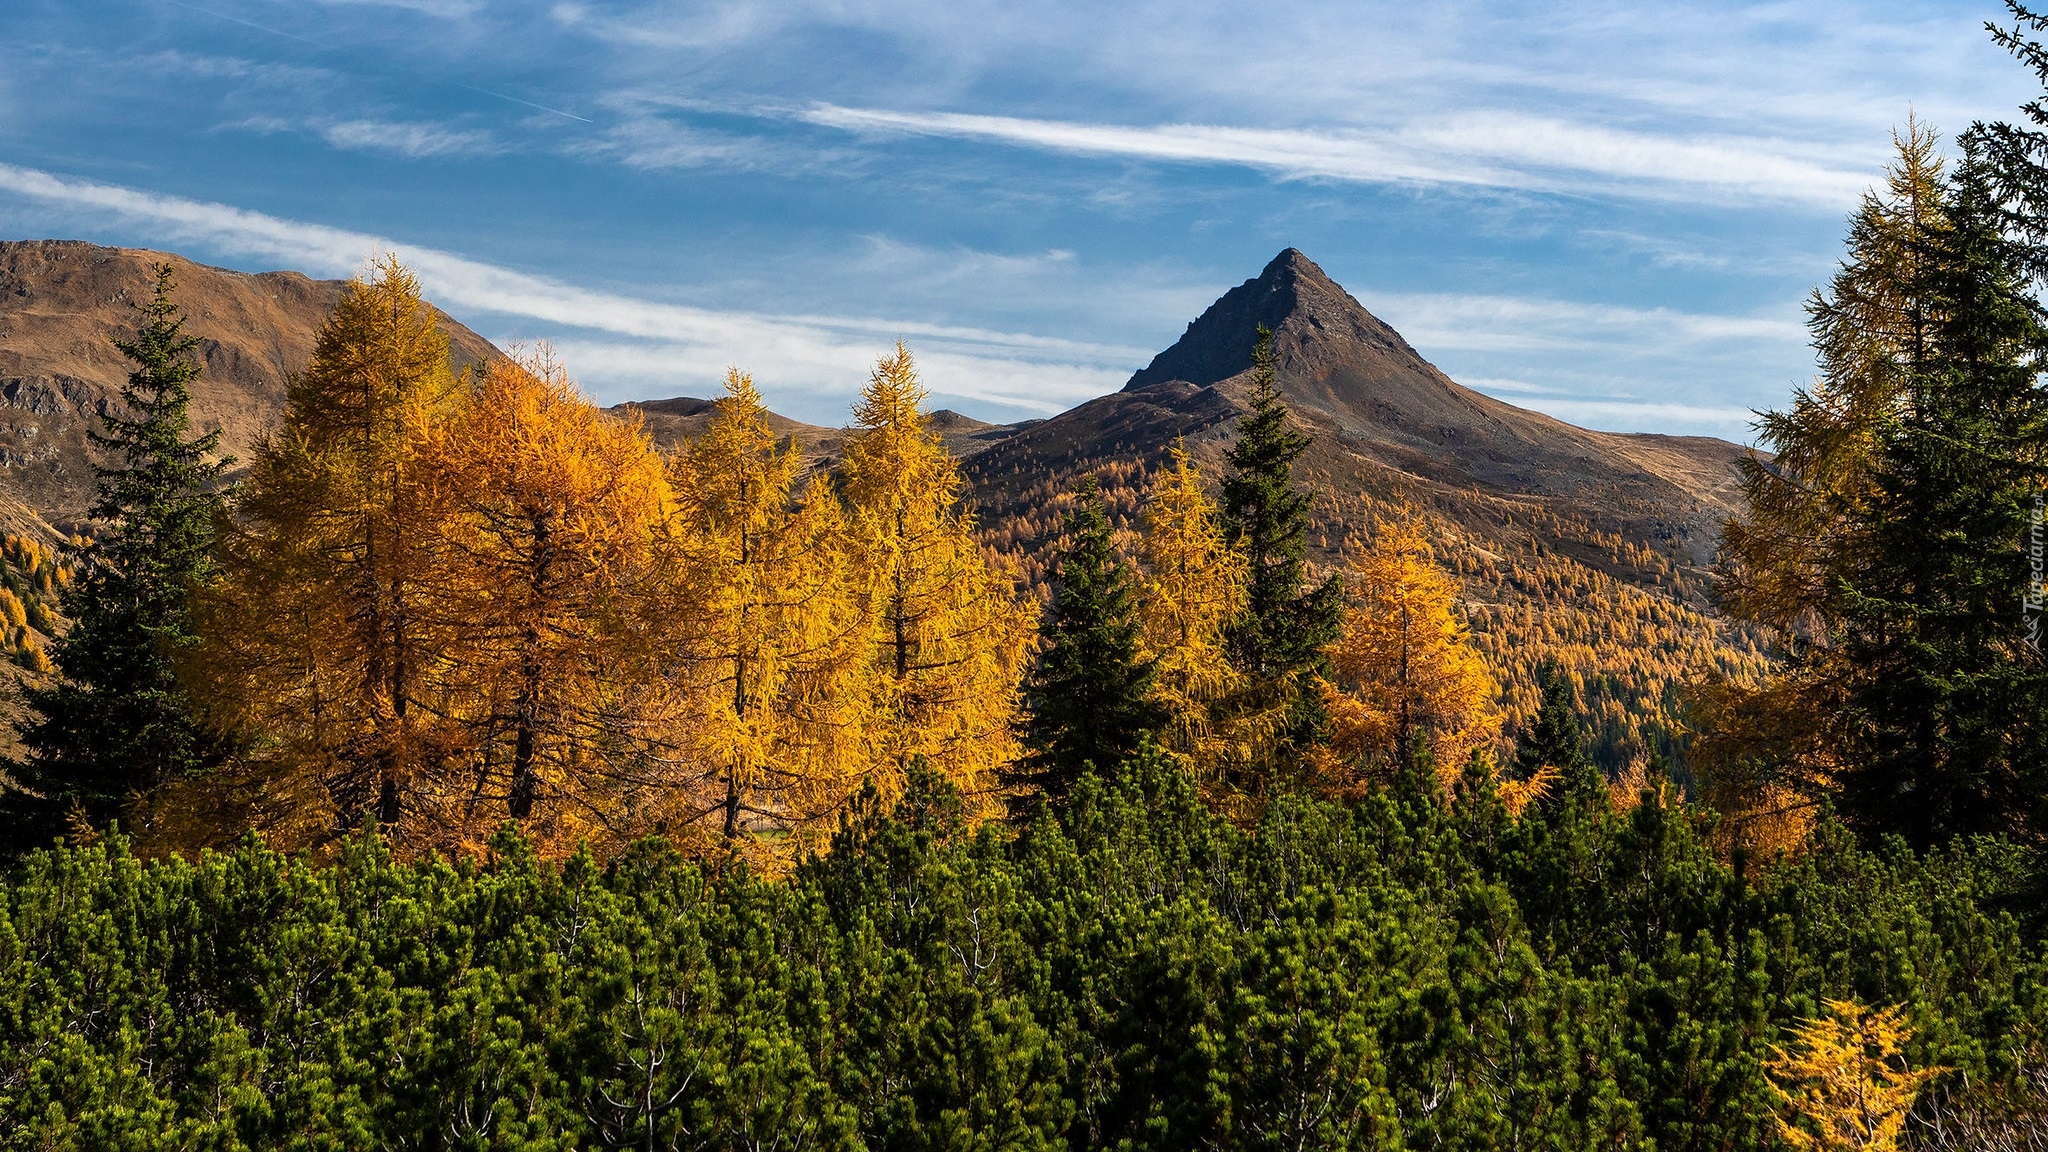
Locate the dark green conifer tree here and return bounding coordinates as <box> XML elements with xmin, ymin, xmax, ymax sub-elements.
<box><xmin>1503</xmin><ymin>664</ymin><xmax>1617</xmax><ymax>964</ymax></box>
<box><xmin>1514</xmin><ymin>665</ymin><xmax>1604</xmax><ymax>809</ymax></box>
<box><xmin>1830</xmin><ymin>151</ymin><xmax>2048</xmax><ymax>848</ymax></box>
<box><xmin>1220</xmin><ymin>326</ymin><xmax>1343</xmax><ymax>765</ymax></box>
<box><xmin>1014</xmin><ymin>480</ymin><xmax>1163</xmax><ymax>809</ymax></box>
<box><xmin>3</xmin><ymin>265</ymin><xmax>232</xmax><ymax>847</ymax></box>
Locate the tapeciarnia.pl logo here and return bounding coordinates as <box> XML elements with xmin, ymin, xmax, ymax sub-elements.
<box><xmin>2029</xmin><ymin>493</ymin><xmax>2046</xmax><ymax>653</ymax></box>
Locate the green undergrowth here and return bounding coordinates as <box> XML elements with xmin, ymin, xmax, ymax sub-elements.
<box><xmin>0</xmin><ymin>748</ymin><xmax>2042</xmax><ymax>1150</ymax></box>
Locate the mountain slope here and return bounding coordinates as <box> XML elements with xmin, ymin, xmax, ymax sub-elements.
<box><xmin>963</xmin><ymin>249</ymin><xmax>1768</xmax><ymax>765</ymax></box>
<box><xmin>971</xmin><ymin>249</ymin><xmax>1743</xmax><ymax>558</ymax></box>
<box><xmin>616</xmin><ymin>395</ymin><xmax>1014</xmax><ymax>465</ymax></box>
<box><xmin>1125</xmin><ymin>249</ymin><xmax>1742</xmax><ymax>512</ymax></box>
<box><xmin>0</xmin><ymin>239</ymin><xmax>1766</xmax><ymax>768</ymax></box>
<box><xmin>0</xmin><ymin>240</ymin><xmax>501</xmax><ymax>533</ymax></box>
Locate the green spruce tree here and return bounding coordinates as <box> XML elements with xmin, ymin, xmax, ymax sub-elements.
<box><xmin>1830</xmin><ymin>151</ymin><xmax>2048</xmax><ymax>848</ymax></box>
<box><xmin>1014</xmin><ymin>480</ymin><xmax>1164</xmax><ymax>809</ymax></box>
<box><xmin>1514</xmin><ymin>665</ymin><xmax>1603</xmax><ymax>809</ymax></box>
<box><xmin>3</xmin><ymin>265</ymin><xmax>232</xmax><ymax>848</ymax></box>
<box><xmin>1220</xmin><ymin>326</ymin><xmax>1343</xmax><ymax>775</ymax></box>
<box><xmin>1505</xmin><ymin>664</ymin><xmax>1616</xmax><ymax>962</ymax></box>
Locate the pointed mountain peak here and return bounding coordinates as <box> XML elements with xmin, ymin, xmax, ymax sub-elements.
<box><xmin>1261</xmin><ymin>246</ymin><xmax>1323</xmax><ymax>284</ymax></box>
<box><xmin>1124</xmin><ymin>248</ymin><xmax>1423</xmax><ymax>394</ymax></box>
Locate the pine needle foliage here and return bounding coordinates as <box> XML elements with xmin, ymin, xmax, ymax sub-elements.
<box><xmin>5</xmin><ymin>265</ymin><xmax>231</xmax><ymax>846</ymax></box>
<box><xmin>667</xmin><ymin>368</ymin><xmax>869</xmax><ymax>865</ymax></box>
<box><xmin>1513</xmin><ymin>665</ymin><xmax>1601</xmax><ymax>813</ymax></box>
<box><xmin>1325</xmin><ymin>516</ymin><xmax>1500</xmax><ymax>791</ymax></box>
<box><xmin>189</xmin><ymin>256</ymin><xmax>463</xmax><ymax>849</ymax></box>
<box><xmin>1219</xmin><ymin>326</ymin><xmax>1344</xmax><ymax>798</ymax></box>
<box><xmin>1014</xmin><ymin>478</ymin><xmax>1163</xmax><ymax>809</ymax></box>
<box><xmin>410</xmin><ymin>347</ymin><xmax>675</xmax><ymax>850</ymax></box>
<box><xmin>840</xmin><ymin>344</ymin><xmax>1030</xmax><ymax>824</ymax></box>
<box><xmin>1710</xmin><ymin>124</ymin><xmax>2048</xmax><ymax>851</ymax></box>
<box><xmin>1826</xmin><ymin>148</ymin><xmax>2048</xmax><ymax>848</ymax></box>
<box><xmin>1137</xmin><ymin>443</ymin><xmax>1252</xmax><ymax>795</ymax></box>
<box><xmin>1720</xmin><ymin>120</ymin><xmax>1948</xmax><ymax>641</ymax></box>
<box><xmin>0</xmin><ymin>739</ymin><xmax>2036</xmax><ymax>1149</ymax></box>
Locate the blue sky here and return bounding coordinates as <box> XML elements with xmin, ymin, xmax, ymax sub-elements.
<box><xmin>0</xmin><ymin>0</ymin><xmax>2038</xmax><ymax>438</ymax></box>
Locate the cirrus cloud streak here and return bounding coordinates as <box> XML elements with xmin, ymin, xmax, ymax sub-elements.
<box><xmin>0</xmin><ymin>161</ymin><xmax>1135</xmax><ymax>418</ymax></box>
<box><xmin>798</xmin><ymin>103</ymin><xmax>1874</xmax><ymax>208</ymax></box>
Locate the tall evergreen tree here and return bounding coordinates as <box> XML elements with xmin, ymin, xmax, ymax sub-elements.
<box><xmin>1513</xmin><ymin>665</ymin><xmax>1601</xmax><ymax>809</ymax></box>
<box><xmin>668</xmin><ymin>366</ymin><xmax>867</xmax><ymax>865</ymax></box>
<box><xmin>3</xmin><ymin>265</ymin><xmax>231</xmax><ymax>846</ymax></box>
<box><xmin>1014</xmin><ymin>480</ymin><xmax>1163</xmax><ymax>808</ymax></box>
<box><xmin>1219</xmin><ymin>326</ymin><xmax>1343</xmax><ymax>776</ymax></box>
<box><xmin>410</xmin><ymin>349</ymin><xmax>675</xmax><ymax>850</ymax></box>
<box><xmin>1973</xmin><ymin>2</ymin><xmax>2048</xmax><ymax>279</ymax></box>
<box><xmin>1829</xmin><ymin>150</ymin><xmax>2048</xmax><ymax>848</ymax></box>
<box><xmin>1709</xmin><ymin>122</ymin><xmax>2048</xmax><ymax>850</ymax></box>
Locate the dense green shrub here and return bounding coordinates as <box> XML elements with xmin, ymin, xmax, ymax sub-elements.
<box><xmin>0</xmin><ymin>749</ymin><xmax>2040</xmax><ymax>1149</ymax></box>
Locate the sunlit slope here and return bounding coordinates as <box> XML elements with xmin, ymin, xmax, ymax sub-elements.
<box><xmin>0</xmin><ymin>240</ymin><xmax>500</xmax><ymax>531</ymax></box>
<box><xmin>964</xmin><ymin>250</ymin><xmax>1768</xmax><ymax>767</ymax></box>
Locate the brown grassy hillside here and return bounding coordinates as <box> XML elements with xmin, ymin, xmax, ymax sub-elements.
<box><xmin>0</xmin><ymin>240</ymin><xmax>501</xmax><ymax>534</ymax></box>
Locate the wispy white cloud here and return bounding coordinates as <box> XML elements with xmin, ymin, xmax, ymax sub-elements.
<box><xmin>549</xmin><ymin>1</ymin><xmax>789</xmax><ymax>50</ymax></box>
<box><xmin>1456</xmin><ymin>376</ymin><xmax>1569</xmax><ymax>396</ymax></box>
<box><xmin>1360</xmin><ymin>291</ymin><xmax>1807</xmax><ymax>355</ymax></box>
<box><xmin>319</xmin><ymin>119</ymin><xmax>502</xmax><ymax>158</ymax></box>
<box><xmin>306</xmin><ymin>0</ymin><xmax>484</xmax><ymax>18</ymax></box>
<box><xmin>798</xmin><ymin>103</ymin><xmax>1872</xmax><ymax>208</ymax></box>
<box><xmin>0</xmin><ymin>162</ymin><xmax>1131</xmax><ymax>416</ymax></box>
<box><xmin>576</xmin><ymin>101</ymin><xmax>797</xmax><ymax>171</ymax></box>
<box><xmin>223</xmin><ymin>111</ymin><xmax>504</xmax><ymax>160</ymax></box>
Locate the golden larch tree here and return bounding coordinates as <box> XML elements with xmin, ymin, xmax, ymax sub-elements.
<box><xmin>839</xmin><ymin>344</ymin><xmax>1029</xmax><ymax>822</ymax></box>
<box><xmin>1138</xmin><ymin>442</ymin><xmax>1252</xmax><ymax>790</ymax></box>
<box><xmin>190</xmin><ymin>256</ymin><xmax>462</xmax><ymax>848</ymax></box>
<box><xmin>1703</xmin><ymin>122</ymin><xmax>1947</xmax><ymax>846</ymax></box>
<box><xmin>1767</xmin><ymin>999</ymin><xmax>1946</xmax><ymax>1151</ymax></box>
<box><xmin>1722</xmin><ymin>120</ymin><xmax>1947</xmax><ymax>638</ymax></box>
<box><xmin>1325</xmin><ymin>516</ymin><xmax>1499</xmax><ymax>791</ymax></box>
<box><xmin>666</xmin><ymin>368</ymin><xmax>868</xmax><ymax>867</ymax></box>
<box><xmin>409</xmin><ymin>347</ymin><xmax>676</xmax><ymax>855</ymax></box>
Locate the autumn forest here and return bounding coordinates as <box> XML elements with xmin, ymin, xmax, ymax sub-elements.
<box><xmin>14</xmin><ymin>9</ymin><xmax>2048</xmax><ymax>1152</ymax></box>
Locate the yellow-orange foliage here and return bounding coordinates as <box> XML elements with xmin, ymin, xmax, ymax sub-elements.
<box><xmin>1326</xmin><ymin>516</ymin><xmax>1499</xmax><ymax>790</ymax></box>
<box><xmin>1687</xmin><ymin>670</ymin><xmax>1829</xmax><ymax>859</ymax></box>
<box><xmin>1767</xmin><ymin>999</ymin><xmax>1945</xmax><ymax>1151</ymax></box>
<box><xmin>1497</xmin><ymin>763</ymin><xmax>1558</xmax><ymax>818</ymax></box>
<box><xmin>667</xmin><ymin>368</ymin><xmax>868</xmax><ymax>867</ymax></box>
<box><xmin>410</xmin><ymin>347</ymin><xmax>675</xmax><ymax>855</ymax></box>
<box><xmin>16</xmin><ymin>634</ymin><xmax>52</xmax><ymax>676</ymax></box>
<box><xmin>192</xmin><ymin>255</ymin><xmax>461</xmax><ymax>850</ymax></box>
<box><xmin>1138</xmin><ymin>443</ymin><xmax>1250</xmax><ymax>788</ymax></box>
<box><xmin>1722</xmin><ymin>122</ymin><xmax>1946</xmax><ymax>640</ymax></box>
<box><xmin>1605</xmin><ymin>756</ymin><xmax>1679</xmax><ymax>814</ymax></box>
<box><xmin>840</xmin><ymin>344</ymin><xmax>1029</xmax><ymax>823</ymax></box>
